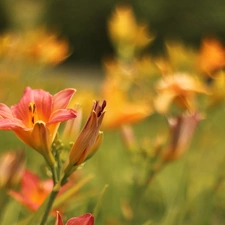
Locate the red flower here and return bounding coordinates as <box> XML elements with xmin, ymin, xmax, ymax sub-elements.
<box><xmin>55</xmin><ymin>211</ymin><xmax>94</xmax><ymax>225</ymax></box>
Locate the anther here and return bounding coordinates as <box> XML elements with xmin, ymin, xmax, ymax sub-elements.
<box><xmin>28</xmin><ymin>103</ymin><xmax>36</xmax><ymax>113</ymax></box>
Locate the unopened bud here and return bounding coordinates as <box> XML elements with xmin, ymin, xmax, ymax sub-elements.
<box><xmin>0</xmin><ymin>150</ymin><xmax>25</xmax><ymax>189</ymax></box>
<box><xmin>120</xmin><ymin>125</ymin><xmax>137</xmax><ymax>152</ymax></box>
<box><xmin>162</xmin><ymin>112</ymin><xmax>202</xmax><ymax>162</ymax></box>
<box><xmin>64</xmin><ymin>100</ymin><xmax>106</xmax><ymax>176</ymax></box>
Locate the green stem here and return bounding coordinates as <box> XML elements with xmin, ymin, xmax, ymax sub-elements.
<box><xmin>39</xmin><ymin>186</ymin><xmax>60</xmax><ymax>225</ymax></box>
<box><xmin>61</xmin><ymin>173</ymin><xmax>69</xmax><ymax>186</ymax></box>
<box><xmin>50</xmin><ymin>163</ymin><xmax>59</xmax><ymax>186</ymax></box>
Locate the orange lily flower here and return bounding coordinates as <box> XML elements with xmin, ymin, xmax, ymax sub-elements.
<box><xmin>9</xmin><ymin>170</ymin><xmax>53</xmax><ymax>211</ymax></box>
<box><xmin>154</xmin><ymin>73</ymin><xmax>208</xmax><ymax>113</ymax></box>
<box><xmin>9</xmin><ymin>170</ymin><xmax>72</xmax><ymax>212</ymax></box>
<box><xmin>102</xmin><ymin>85</ymin><xmax>152</xmax><ymax>129</ymax></box>
<box><xmin>0</xmin><ymin>87</ymin><xmax>77</xmax><ymax>166</ymax></box>
<box><xmin>198</xmin><ymin>37</ymin><xmax>225</xmax><ymax>76</ymax></box>
<box><xmin>108</xmin><ymin>5</ymin><xmax>153</xmax><ymax>50</ymax></box>
<box><xmin>55</xmin><ymin>211</ymin><xmax>94</xmax><ymax>225</ymax></box>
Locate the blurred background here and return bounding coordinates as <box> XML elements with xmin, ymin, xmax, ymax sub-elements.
<box><xmin>1</xmin><ymin>0</ymin><xmax>225</xmax><ymax>66</ymax></box>
<box><xmin>1</xmin><ymin>1</ymin><xmax>225</xmax><ymax>225</ymax></box>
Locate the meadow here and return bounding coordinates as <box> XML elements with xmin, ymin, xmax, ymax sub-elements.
<box><xmin>1</xmin><ymin>4</ymin><xmax>225</xmax><ymax>225</ymax></box>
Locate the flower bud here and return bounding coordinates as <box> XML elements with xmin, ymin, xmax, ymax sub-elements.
<box><xmin>120</xmin><ymin>125</ymin><xmax>137</xmax><ymax>152</ymax></box>
<box><xmin>0</xmin><ymin>150</ymin><xmax>25</xmax><ymax>189</ymax></box>
<box><xmin>162</xmin><ymin>112</ymin><xmax>202</xmax><ymax>162</ymax></box>
<box><xmin>64</xmin><ymin>100</ymin><xmax>106</xmax><ymax>176</ymax></box>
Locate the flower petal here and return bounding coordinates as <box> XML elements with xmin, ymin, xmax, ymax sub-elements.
<box><xmin>0</xmin><ymin>103</ymin><xmax>14</xmax><ymax>119</ymax></box>
<box><xmin>0</xmin><ymin>118</ymin><xmax>25</xmax><ymax>130</ymax></box>
<box><xmin>11</xmin><ymin>87</ymin><xmax>53</xmax><ymax>126</ymax></box>
<box><xmin>31</xmin><ymin>121</ymin><xmax>55</xmax><ymax>166</ymax></box>
<box><xmin>66</xmin><ymin>213</ymin><xmax>94</xmax><ymax>225</ymax></box>
<box><xmin>53</xmin><ymin>88</ymin><xmax>76</xmax><ymax>111</ymax></box>
<box><xmin>49</xmin><ymin>109</ymin><xmax>77</xmax><ymax>124</ymax></box>
<box><xmin>154</xmin><ymin>91</ymin><xmax>177</xmax><ymax>114</ymax></box>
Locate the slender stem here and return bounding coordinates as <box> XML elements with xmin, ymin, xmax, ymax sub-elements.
<box><xmin>61</xmin><ymin>173</ymin><xmax>69</xmax><ymax>186</ymax></box>
<box><xmin>39</xmin><ymin>187</ymin><xmax>59</xmax><ymax>225</ymax></box>
<box><xmin>55</xmin><ymin>151</ymin><xmax>62</xmax><ymax>180</ymax></box>
<box><xmin>51</xmin><ymin>163</ymin><xmax>59</xmax><ymax>186</ymax></box>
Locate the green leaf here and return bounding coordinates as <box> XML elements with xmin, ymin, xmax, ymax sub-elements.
<box><xmin>1</xmin><ymin>199</ymin><xmax>22</xmax><ymax>225</ymax></box>
<box><xmin>188</xmin><ymin>188</ymin><xmax>214</xmax><ymax>225</ymax></box>
<box><xmin>19</xmin><ymin>194</ymin><xmax>51</xmax><ymax>225</ymax></box>
<box><xmin>92</xmin><ymin>184</ymin><xmax>109</xmax><ymax>219</ymax></box>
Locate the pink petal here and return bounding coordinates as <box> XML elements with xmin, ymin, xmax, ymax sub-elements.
<box><xmin>55</xmin><ymin>212</ymin><xmax>64</xmax><ymax>225</ymax></box>
<box><xmin>11</xmin><ymin>87</ymin><xmax>53</xmax><ymax>125</ymax></box>
<box><xmin>0</xmin><ymin>103</ymin><xmax>14</xmax><ymax>119</ymax></box>
<box><xmin>53</xmin><ymin>88</ymin><xmax>76</xmax><ymax>111</ymax></box>
<box><xmin>9</xmin><ymin>189</ymin><xmax>40</xmax><ymax>211</ymax></box>
<box><xmin>31</xmin><ymin>121</ymin><xmax>51</xmax><ymax>153</ymax></box>
<box><xmin>21</xmin><ymin>170</ymin><xmax>41</xmax><ymax>195</ymax></box>
<box><xmin>66</xmin><ymin>213</ymin><xmax>94</xmax><ymax>225</ymax></box>
<box><xmin>49</xmin><ymin>109</ymin><xmax>77</xmax><ymax>124</ymax></box>
<box><xmin>0</xmin><ymin>118</ymin><xmax>25</xmax><ymax>130</ymax></box>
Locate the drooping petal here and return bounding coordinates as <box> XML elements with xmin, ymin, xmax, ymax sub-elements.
<box><xmin>66</xmin><ymin>213</ymin><xmax>94</xmax><ymax>225</ymax></box>
<box><xmin>53</xmin><ymin>88</ymin><xmax>76</xmax><ymax>111</ymax></box>
<box><xmin>49</xmin><ymin>109</ymin><xmax>77</xmax><ymax>124</ymax></box>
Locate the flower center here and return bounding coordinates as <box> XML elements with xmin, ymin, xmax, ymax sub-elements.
<box><xmin>28</xmin><ymin>102</ymin><xmax>36</xmax><ymax>124</ymax></box>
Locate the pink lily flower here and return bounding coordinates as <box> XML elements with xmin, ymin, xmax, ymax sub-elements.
<box><xmin>0</xmin><ymin>87</ymin><xmax>77</xmax><ymax>166</ymax></box>
<box><xmin>55</xmin><ymin>211</ymin><xmax>94</xmax><ymax>225</ymax></box>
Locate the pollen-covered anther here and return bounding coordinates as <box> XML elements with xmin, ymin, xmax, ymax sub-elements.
<box><xmin>28</xmin><ymin>102</ymin><xmax>36</xmax><ymax>124</ymax></box>
<box><xmin>28</xmin><ymin>102</ymin><xmax>36</xmax><ymax>113</ymax></box>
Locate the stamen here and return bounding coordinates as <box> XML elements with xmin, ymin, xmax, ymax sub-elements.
<box><xmin>28</xmin><ymin>102</ymin><xmax>36</xmax><ymax>124</ymax></box>
<box><xmin>29</xmin><ymin>103</ymin><xmax>36</xmax><ymax>113</ymax></box>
